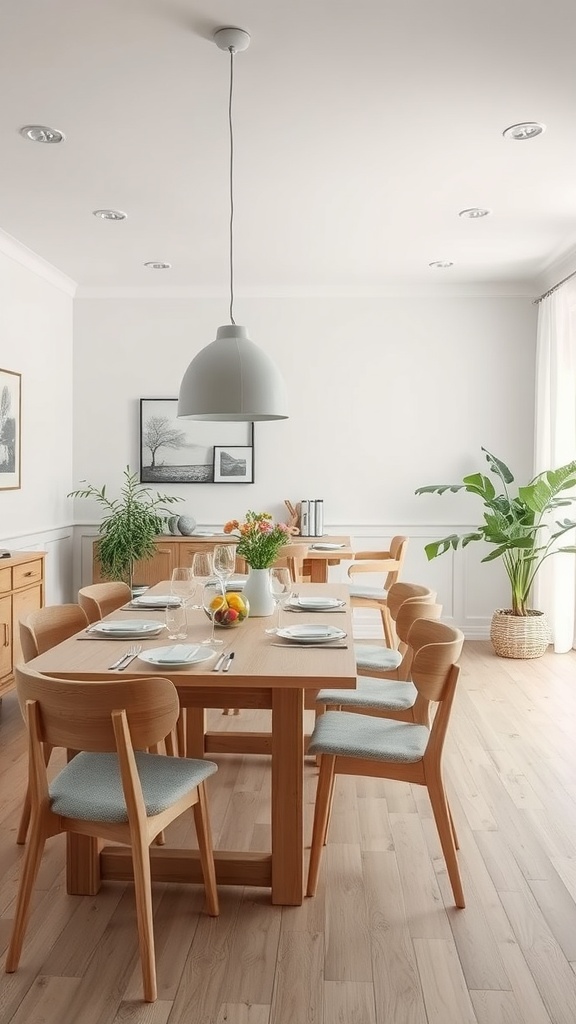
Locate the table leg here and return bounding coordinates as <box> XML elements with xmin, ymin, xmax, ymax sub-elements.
<box><xmin>309</xmin><ymin>560</ymin><xmax>327</xmax><ymax>583</ymax></box>
<box><xmin>185</xmin><ymin>707</ymin><xmax>207</xmax><ymax>758</ymax></box>
<box><xmin>271</xmin><ymin>687</ymin><xmax>304</xmax><ymax>905</ymax></box>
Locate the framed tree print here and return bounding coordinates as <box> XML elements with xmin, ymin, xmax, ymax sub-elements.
<box><xmin>0</xmin><ymin>368</ymin><xmax>21</xmax><ymax>490</ymax></box>
<box><xmin>140</xmin><ymin>399</ymin><xmax>254</xmax><ymax>484</ymax></box>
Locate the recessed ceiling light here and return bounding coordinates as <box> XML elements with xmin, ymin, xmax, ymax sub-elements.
<box><xmin>502</xmin><ymin>122</ymin><xmax>545</xmax><ymax>141</ymax></box>
<box><xmin>93</xmin><ymin>209</ymin><xmax>127</xmax><ymax>221</ymax></box>
<box><xmin>144</xmin><ymin>261</ymin><xmax>172</xmax><ymax>270</ymax></box>
<box><xmin>459</xmin><ymin>208</ymin><xmax>491</xmax><ymax>219</ymax></box>
<box><xmin>19</xmin><ymin>124</ymin><xmax>65</xmax><ymax>144</ymax></box>
<box><xmin>429</xmin><ymin>260</ymin><xmax>454</xmax><ymax>269</ymax></box>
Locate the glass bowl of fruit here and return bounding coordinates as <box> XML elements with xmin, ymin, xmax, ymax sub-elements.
<box><xmin>207</xmin><ymin>590</ymin><xmax>250</xmax><ymax>628</ymax></box>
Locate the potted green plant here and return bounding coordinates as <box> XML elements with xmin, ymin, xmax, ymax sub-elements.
<box><xmin>69</xmin><ymin>466</ymin><xmax>183</xmax><ymax>591</ymax></box>
<box><xmin>415</xmin><ymin>448</ymin><xmax>576</xmax><ymax>658</ymax></box>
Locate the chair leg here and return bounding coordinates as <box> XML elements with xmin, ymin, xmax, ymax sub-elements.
<box><xmin>164</xmin><ymin>732</ymin><xmax>176</xmax><ymax>757</ymax></box>
<box><xmin>16</xmin><ymin>743</ymin><xmax>52</xmax><ymax>846</ymax></box>
<box><xmin>380</xmin><ymin>605</ymin><xmax>395</xmax><ymax>649</ymax></box>
<box><xmin>306</xmin><ymin>754</ymin><xmax>336</xmax><ymax>897</ymax></box>
<box><xmin>427</xmin><ymin>772</ymin><xmax>465</xmax><ymax>909</ymax></box>
<box><xmin>176</xmin><ymin>710</ymin><xmax>186</xmax><ymax>757</ymax></box>
<box><xmin>448</xmin><ymin>800</ymin><xmax>459</xmax><ymax>851</ymax></box>
<box><xmin>5</xmin><ymin>817</ymin><xmax>48</xmax><ymax>971</ymax></box>
<box><xmin>131</xmin><ymin>831</ymin><xmax>157</xmax><ymax>1002</ymax></box>
<box><xmin>192</xmin><ymin>783</ymin><xmax>219</xmax><ymax>917</ymax></box>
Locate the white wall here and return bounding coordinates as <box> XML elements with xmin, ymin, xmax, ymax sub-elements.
<box><xmin>0</xmin><ymin>246</ymin><xmax>75</xmax><ymax>602</ymax></box>
<box><xmin>72</xmin><ymin>293</ymin><xmax>537</xmax><ymax>633</ymax></box>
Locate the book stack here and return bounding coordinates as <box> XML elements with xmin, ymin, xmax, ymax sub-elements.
<box><xmin>300</xmin><ymin>499</ymin><xmax>324</xmax><ymax>537</ymax></box>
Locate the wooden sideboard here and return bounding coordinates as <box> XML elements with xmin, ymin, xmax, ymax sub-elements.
<box><xmin>0</xmin><ymin>551</ymin><xmax>46</xmax><ymax>698</ymax></box>
<box><xmin>92</xmin><ymin>535</ymin><xmax>239</xmax><ymax>587</ymax></box>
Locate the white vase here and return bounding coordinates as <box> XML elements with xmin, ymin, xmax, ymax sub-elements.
<box><xmin>243</xmin><ymin>567</ymin><xmax>275</xmax><ymax>617</ymax></box>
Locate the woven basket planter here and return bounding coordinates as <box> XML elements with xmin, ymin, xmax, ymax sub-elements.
<box><xmin>490</xmin><ymin>609</ymin><xmax>551</xmax><ymax>659</ymax></box>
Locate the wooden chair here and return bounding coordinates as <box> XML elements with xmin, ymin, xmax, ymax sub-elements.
<box><xmin>273</xmin><ymin>543</ymin><xmax>310</xmax><ymax>583</ymax></box>
<box><xmin>306</xmin><ymin>619</ymin><xmax>466</xmax><ymax>908</ymax></box>
<box><xmin>16</xmin><ymin>604</ymin><xmax>90</xmax><ymax>844</ymax></box>
<box><xmin>353</xmin><ymin>581</ymin><xmax>435</xmax><ymax>677</ymax></box>
<box><xmin>317</xmin><ymin>594</ymin><xmax>443</xmax><ymax>718</ymax></box>
<box><xmin>348</xmin><ymin>536</ymin><xmax>409</xmax><ymax>648</ymax></box>
<box><xmin>78</xmin><ymin>581</ymin><xmax>132</xmax><ymax>623</ymax></box>
<box><xmin>6</xmin><ymin>666</ymin><xmax>219</xmax><ymax>1003</ymax></box>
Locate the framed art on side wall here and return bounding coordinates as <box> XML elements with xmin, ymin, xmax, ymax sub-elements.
<box><xmin>0</xmin><ymin>368</ymin><xmax>21</xmax><ymax>490</ymax></box>
<box><xmin>140</xmin><ymin>398</ymin><xmax>254</xmax><ymax>484</ymax></box>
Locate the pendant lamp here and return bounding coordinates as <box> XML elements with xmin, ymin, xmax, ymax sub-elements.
<box><xmin>178</xmin><ymin>27</ymin><xmax>288</xmax><ymax>422</ymax></box>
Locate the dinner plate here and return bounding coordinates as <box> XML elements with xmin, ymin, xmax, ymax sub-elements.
<box><xmin>309</xmin><ymin>543</ymin><xmax>346</xmax><ymax>551</ymax></box>
<box><xmin>275</xmin><ymin>625</ymin><xmax>347</xmax><ymax>643</ymax></box>
<box><xmin>90</xmin><ymin>619</ymin><xmax>163</xmax><ymax>634</ymax></box>
<box><xmin>131</xmin><ymin>594</ymin><xmax>181</xmax><ymax>608</ymax></box>
<box><xmin>137</xmin><ymin>645</ymin><xmax>216</xmax><ymax>667</ymax></box>
<box><xmin>291</xmin><ymin>596</ymin><xmax>344</xmax><ymax>610</ymax></box>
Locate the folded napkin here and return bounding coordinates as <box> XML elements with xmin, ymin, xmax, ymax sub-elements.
<box><xmin>290</xmin><ymin>626</ymin><xmax>338</xmax><ymax>638</ymax></box>
<box><xmin>153</xmin><ymin>645</ymin><xmax>200</xmax><ymax>664</ymax></box>
<box><xmin>297</xmin><ymin>596</ymin><xmax>340</xmax><ymax>608</ymax></box>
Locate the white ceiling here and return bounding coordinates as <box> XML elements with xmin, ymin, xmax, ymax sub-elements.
<box><xmin>2</xmin><ymin>0</ymin><xmax>576</xmax><ymax>294</ymax></box>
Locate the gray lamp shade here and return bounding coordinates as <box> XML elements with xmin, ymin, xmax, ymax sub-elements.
<box><xmin>178</xmin><ymin>325</ymin><xmax>288</xmax><ymax>421</ymax></box>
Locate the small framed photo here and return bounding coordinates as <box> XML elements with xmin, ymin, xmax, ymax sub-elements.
<box><xmin>0</xmin><ymin>367</ymin><xmax>21</xmax><ymax>491</ymax></box>
<box><xmin>213</xmin><ymin>445</ymin><xmax>254</xmax><ymax>484</ymax></box>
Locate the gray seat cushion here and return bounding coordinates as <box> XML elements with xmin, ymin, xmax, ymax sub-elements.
<box><xmin>349</xmin><ymin>585</ymin><xmax>388</xmax><ymax>601</ymax></box>
<box><xmin>50</xmin><ymin>751</ymin><xmax>218</xmax><ymax>823</ymax></box>
<box><xmin>317</xmin><ymin>676</ymin><xmax>417</xmax><ymax>710</ymax></box>
<box><xmin>308</xmin><ymin>711</ymin><xmax>429</xmax><ymax>763</ymax></box>
<box><xmin>354</xmin><ymin>643</ymin><xmax>401</xmax><ymax>672</ymax></box>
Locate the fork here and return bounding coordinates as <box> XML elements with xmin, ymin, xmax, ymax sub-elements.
<box><xmin>110</xmin><ymin>644</ymin><xmax>142</xmax><ymax>671</ymax></box>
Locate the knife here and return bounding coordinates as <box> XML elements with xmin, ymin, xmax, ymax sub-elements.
<box><xmin>108</xmin><ymin>652</ymin><xmax>132</xmax><ymax>670</ymax></box>
<box><xmin>222</xmin><ymin>652</ymin><xmax>235</xmax><ymax>672</ymax></box>
<box><xmin>117</xmin><ymin>652</ymin><xmax>141</xmax><ymax>672</ymax></box>
<box><xmin>212</xmin><ymin>651</ymin><xmax>227</xmax><ymax>672</ymax></box>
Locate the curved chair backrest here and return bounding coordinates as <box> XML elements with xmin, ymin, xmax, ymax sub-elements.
<box><xmin>386</xmin><ymin>582</ymin><xmax>436</xmax><ymax>622</ymax></box>
<box><xmin>15</xmin><ymin>664</ymin><xmax>179</xmax><ymax>753</ymax></box>
<box><xmin>348</xmin><ymin>536</ymin><xmax>409</xmax><ymax>591</ymax></box>
<box><xmin>273</xmin><ymin>543</ymin><xmax>310</xmax><ymax>583</ymax></box>
<box><xmin>78</xmin><ymin>582</ymin><xmax>132</xmax><ymax>624</ymax></box>
<box><xmin>408</xmin><ymin>620</ymin><xmax>464</xmax><ymax>703</ymax></box>
<box><xmin>19</xmin><ymin>604</ymin><xmax>89</xmax><ymax>662</ymax></box>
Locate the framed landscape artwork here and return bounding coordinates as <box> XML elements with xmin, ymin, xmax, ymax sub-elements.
<box><xmin>213</xmin><ymin>445</ymin><xmax>254</xmax><ymax>483</ymax></box>
<box><xmin>0</xmin><ymin>368</ymin><xmax>21</xmax><ymax>490</ymax></box>
<box><xmin>140</xmin><ymin>399</ymin><xmax>254</xmax><ymax>484</ymax></box>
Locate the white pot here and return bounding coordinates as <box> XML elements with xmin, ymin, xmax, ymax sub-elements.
<box><xmin>243</xmin><ymin>567</ymin><xmax>275</xmax><ymax>617</ymax></box>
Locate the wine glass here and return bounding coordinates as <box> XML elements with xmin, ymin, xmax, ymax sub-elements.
<box><xmin>190</xmin><ymin>552</ymin><xmax>213</xmax><ymax>609</ymax></box>
<box><xmin>201</xmin><ymin>579</ymin><xmax>226</xmax><ymax>645</ymax></box>
<box><xmin>265</xmin><ymin>567</ymin><xmax>293</xmax><ymax>634</ymax></box>
<box><xmin>213</xmin><ymin>544</ymin><xmax>237</xmax><ymax>592</ymax></box>
<box><xmin>170</xmin><ymin>567</ymin><xmax>194</xmax><ymax>603</ymax></box>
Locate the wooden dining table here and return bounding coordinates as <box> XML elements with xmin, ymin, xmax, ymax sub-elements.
<box><xmin>27</xmin><ymin>582</ymin><xmax>356</xmax><ymax>906</ymax></box>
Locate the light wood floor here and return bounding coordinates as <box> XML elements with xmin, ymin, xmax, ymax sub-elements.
<box><xmin>1</xmin><ymin>641</ymin><xmax>576</xmax><ymax>1023</ymax></box>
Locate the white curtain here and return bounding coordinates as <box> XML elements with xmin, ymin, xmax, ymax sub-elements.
<box><xmin>533</xmin><ymin>280</ymin><xmax>576</xmax><ymax>652</ymax></box>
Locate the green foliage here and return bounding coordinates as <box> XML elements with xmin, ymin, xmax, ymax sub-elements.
<box><xmin>416</xmin><ymin>447</ymin><xmax>576</xmax><ymax>616</ymax></box>
<box><xmin>69</xmin><ymin>467</ymin><xmax>183</xmax><ymax>586</ymax></box>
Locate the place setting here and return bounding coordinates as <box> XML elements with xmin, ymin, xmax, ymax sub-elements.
<box><xmin>270</xmin><ymin>624</ymin><xmax>348</xmax><ymax>649</ymax></box>
<box><xmin>79</xmin><ymin>619</ymin><xmax>166</xmax><ymax>641</ymax></box>
<box><xmin>285</xmin><ymin>594</ymin><xmax>346</xmax><ymax>613</ymax></box>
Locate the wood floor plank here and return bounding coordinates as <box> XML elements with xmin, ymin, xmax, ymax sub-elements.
<box><xmin>269</xmin><ymin>929</ymin><xmax>323</xmax><ymax>1024</ymax></box>
<box><xmin>5</xmin><ymin>975</ymin><xmax>82</xmax><ymax>1024</ymax></box>
<box><xmin>323</xmin><ymin>843</ymin><xmax>372</xmax><ymax>982</ymax></box>
<box><xmin>412</xmin><ymin>937</ymin><xmax>478</xmax><ymax>1024</ymax></box>
<box><xmin>323</xmin><ymin>980</ymin><xmax>376</xmax><ymax>1023</ymax></box>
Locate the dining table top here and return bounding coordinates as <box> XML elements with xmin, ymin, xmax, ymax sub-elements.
<box><xmin>28</xmin><ymin>581</ymin><xmax>357</xmax><ymax>692</ymax></box>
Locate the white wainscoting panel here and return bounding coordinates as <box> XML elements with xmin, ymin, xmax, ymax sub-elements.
<box><xmin>0</xmin><ymin>526</ymin><xmax>74</xmax><ymax>605</ymax></box>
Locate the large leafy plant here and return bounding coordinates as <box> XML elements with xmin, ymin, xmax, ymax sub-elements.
<box><xmin>416</xmin><ymin>448</ymin><xmax>576</xmax><ymax>615</ymax></box>
<box><xmin>69</xmin><ymin>467</ymin><xmax>182</xmax><ymax>588</ymax></box>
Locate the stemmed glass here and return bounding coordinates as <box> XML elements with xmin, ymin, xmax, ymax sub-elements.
<box><xmin>190</xmin><ymin>552</ymin><xmax>214</xmax><ymax>610</ymax></box>
<box><xmin>265</xmin><ymin>567</ymin><xmax>293</xmax><ymax>634</ymax></box>
<box><xmin>213</xmin><ymin>544</ymin><xmax>237</xmax><ymax>593</ymax></box>
<box><xmin>201</xmin><ymin>579</ymin><xmax>226</xmax><ymax>646</ymax></box>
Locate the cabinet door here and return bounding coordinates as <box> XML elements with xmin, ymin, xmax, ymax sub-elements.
<box><xmin>13</xmin><ymin>586</ymin><xmax>42</xmax><ymax>666</ymax></box>
<box><xmin>132</xmin><ymin>543</ymin><xmax>177</xmax><ymax>587</ymax></box>
<box><xmin>0</xmin><ymin>595</ymin><xmax>12</xmax><ymax>680</ymax></box>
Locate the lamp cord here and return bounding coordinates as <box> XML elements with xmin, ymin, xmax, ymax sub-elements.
<box><xmin>228</xmin><ymin>47</ymin><xmax>236</xmax><ymax>325</ymax></box>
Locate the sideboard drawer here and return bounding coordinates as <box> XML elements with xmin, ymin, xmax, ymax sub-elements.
<box><xmin>13</xmin><ymin>559</ymin><xmax>43</xmax><ymax>590</ymax></box>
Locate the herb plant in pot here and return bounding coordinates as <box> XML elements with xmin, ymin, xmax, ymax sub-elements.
<box><xmin>416</xmin><ymin>448</ymin><xmax>576</xmax><ymax>658</ymax></box>
<box><xmin>69</xmin><ymin>466</ymin><xmax>183</xmax><ymax>592</ymax></box>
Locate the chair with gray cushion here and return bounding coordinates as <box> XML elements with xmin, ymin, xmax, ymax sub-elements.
<box><xmin>347</xmin><ymin>536</ymin><xmax>408</xmax><ymax>647</ymax></box>
<box><xmin>319</xmin><ymin>595</ymin><xmax>442</xmax><ymax>720</ymax></box>
<box><xmin>306</xmin><ymin>619</ymin><xmax>465</xmax><ymax>908</ymax></box>
<box><xmin>78</xmin><ymin>581</ymin><xmax>132</xmax><ymax>623</ymax></box>
<box><xmin>16</xmin><ymin>604</ymin><xmax>90</xmax><ymax>844</ymax></box>
<box><xmin>6</xmin><ymin>666</ymin><xmax>219</xmax><ymax>1003</ymax></box>
<box><xmin>353</xmin><ymin>581</ymin><xmax>436</xmax><ymax>679</ymax></box>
